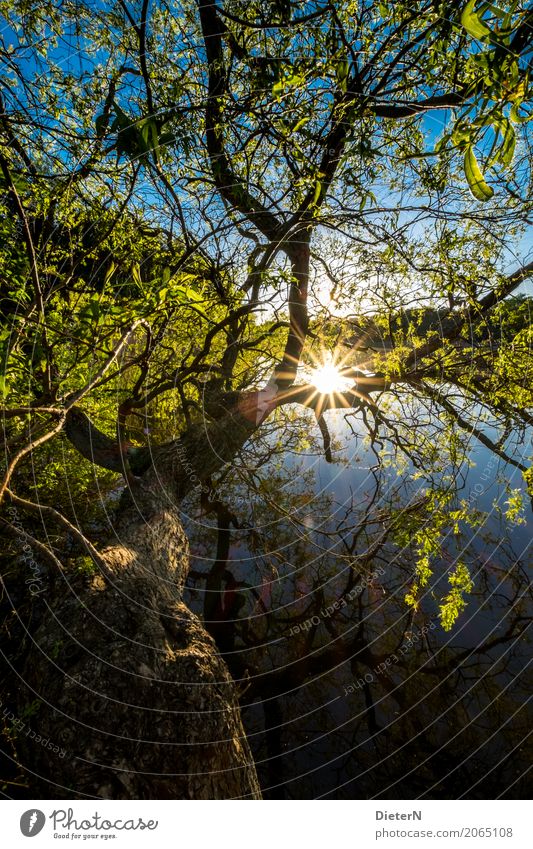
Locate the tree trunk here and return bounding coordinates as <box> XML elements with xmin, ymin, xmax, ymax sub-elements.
<box><xmin>13</xmin><ymin>380</ymin><xmax>351</xmax><ymax>798</ymax></box>
<box><xmin>16</xmin><ymin>464</ymin><xmax>261</xmax><ymax>799</ymax></box>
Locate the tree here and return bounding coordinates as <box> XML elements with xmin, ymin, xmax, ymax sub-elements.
<box><xmin>0</xmin><ymin>0</ymin><xmax>532</xmax><ymax>798</ymax></box>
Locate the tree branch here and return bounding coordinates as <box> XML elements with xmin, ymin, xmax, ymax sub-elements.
<box><xmin>197</xmin><ymin>0</ymin><xmax>283</xmax><ymax>241</ymax></box>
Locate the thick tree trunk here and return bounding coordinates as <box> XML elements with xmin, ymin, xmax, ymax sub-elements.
<box><xmin>16</xmin><ymin>466</ymin><xmax>261</xmax><ymax>798</ymax></box>
<box><xmin>14</xmin><ymin>377</ymin><xmax>372</xmax><ymax>798</ymax></box>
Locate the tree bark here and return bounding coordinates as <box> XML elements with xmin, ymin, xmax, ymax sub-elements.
<box><xmin>12</xmin><ymin>370</ymin><xmax>391</xmax><ymax>798</ymax></box>
<box><xmin>15</xmin><ymin>419</ymin><xmax>262</xmax><ymax>799</ymax></box>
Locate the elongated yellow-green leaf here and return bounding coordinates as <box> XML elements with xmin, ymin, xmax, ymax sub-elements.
<box><xmin>488</xmin><ymin>116</ymin><xmax>516</xmax><ymax>169</ymax></box>
<box><xmin>272</xmin><ymin>72</ymin><xmax>304</xmax><ymax>98</ymax></box>
<box><xmin>496</xmin><ymin>118</ymin><xmax>515</xmax><ymax>167</ymax></box>
<box><xmin>103</xmin><ymin>260</ymin><xmax>116</xmax><ymax>289</ymax></box>
<box><xmin>173</xmin><ymin>284</ymin><xmax>207</xmax><ymax>315</ymax></box>
<box><xmin>336</xmin><ymin>59</ymin><xmax>349</xmax><ymax>82</ymax></box>
<box><xmin>174</xmin><ymin>284</ymin><xmax>201</xmax><ymax>300</ymax></box>
<box><xmin>464</xmin><ymin>145</ymin><xmax>494</xmax><ymax>200</ymax></box>
<box><xmin>510</xmin><ymin>103</ymin><xmax>533</xmax><ymax>124</ymax></box>
<box><xmin>131</xmin><ymin>262</ymin><xmax>143</xmax><ymax>289</ymax></box>
<box><xmin>285</xmin><ymin>73</ymin><xmax>304</xmax><ymax>88</ymax></box>
<box><xmin>336</xmin><ymin>58</ymin><xmax>349</xmax><ymax>91</ymax></box>
<box><xmin>292</xmin><ymin>117</ymin><xmax>310</xmax><ymax>134</ymax></box>
<box><xmin>461</xmin><ymin>0</ymin><xmax>492</xmax><ymax>42</ymax></box>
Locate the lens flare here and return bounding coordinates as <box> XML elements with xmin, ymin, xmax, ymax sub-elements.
<box><xmin>311</xmin><ymin>357</ymin><xmax>352</xmax><ymax>394</ymax></box>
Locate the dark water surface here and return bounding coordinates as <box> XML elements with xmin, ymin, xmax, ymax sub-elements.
<box><xmin>184</xmin><ymin>405</ymin><xmax>532</xmax><ymax>799</ymax></box>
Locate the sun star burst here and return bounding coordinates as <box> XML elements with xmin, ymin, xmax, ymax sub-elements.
<box><xmin>310</xmin><ymin>356</ymin><xmax>352</xmax><ymax>395</ymax></box>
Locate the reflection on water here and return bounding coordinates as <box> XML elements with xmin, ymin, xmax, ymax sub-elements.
<box><xmin>183</xmin><ymin>404</ymin><xmax>532</xmax><ymax>799</ymax></box>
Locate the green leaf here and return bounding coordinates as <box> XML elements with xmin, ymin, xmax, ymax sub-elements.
<box><xmin>434</xmin><ymin>133</ymin><xmax>451</xmax><ymax>153</ymax></box>
<box><xmin>174</xmin><ymin>284</ymin><xmax>203</xmax><ymax>303</ymax></box>
<box><xmin>285</xmin><ymin>73</ymin><xmax>304</xmax><ymax>88</ymax></box>
<box><xmin>439</xmin><ymin>562</ymin><xmax>473</xmax><ymax>630</ymax></box>
<box><xmin>292</xmin><ymin>117</ymin><xmax>310</xmax><ymax>134</ymax></box>
<box><xmin>463</xmin><ymin>145</ymin><xmax>494</xmax><ymax>200</ymax></box>
<box><xmin>460</xmin><ymin>0</ymin><xmax>492</xmax><ymax>43</ymax></box>
<box><xmin>479</xmin><ymin>2</ymin><xmax>507</xmax><ymax>20</ymax></box>
<box><xmin>171</xmin><ymin>284</ymin><xmax>207</xmax><ymax>316</ymax></box>
<box><xmin>103</xmin><ymin>260</ymin><xmax>116</xmax><ymax>289</ymax></box>
<box><xmin>112</xmin><ymin>100</ymin><xmax>131</xmax><ymax>130</ymax></box>
<box><xmin>451</xmin><ymin>124</ymin><xmax>473</xmax><ymax>145</ymax></box>
<box><xmin>510</xmin><ymin>102</ymin><xmax>533</xmax><ymax>124</ymax></box>
<box><xmin>131</xmin><ymin>262</ymin><xmax>143</xmax><ymax>290</ymax></box>
<box><xmin>272</xmin><ymin>71</ymin><xmax>304</xmax><ymax>98</ymax></box>
<box><xmin>336</xmin><ymin>59</ymin><xmax>349</xmax><ymax>91</ymax></box>
<box><xmin>489</xmin><ymin>117</ymin><xmax>515</xmax><ymax>168</ymax></box>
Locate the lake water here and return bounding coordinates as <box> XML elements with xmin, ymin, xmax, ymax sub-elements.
<box><xmin>183</xmin><ymin>401</ymin><xmax>533</xmax><ymax>799</ymax></box>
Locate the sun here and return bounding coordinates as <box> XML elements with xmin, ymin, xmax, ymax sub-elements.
<box><xmin>311</xmin><ymin>357</ymin><xmax>353</xmax><ymax>395</ymax></box>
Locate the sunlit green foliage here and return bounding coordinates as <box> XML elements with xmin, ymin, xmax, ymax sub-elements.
<box><xmin>0</xmin><ymin>0</ymin><xmax>531</xmax><ymax>637</ymax></box>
